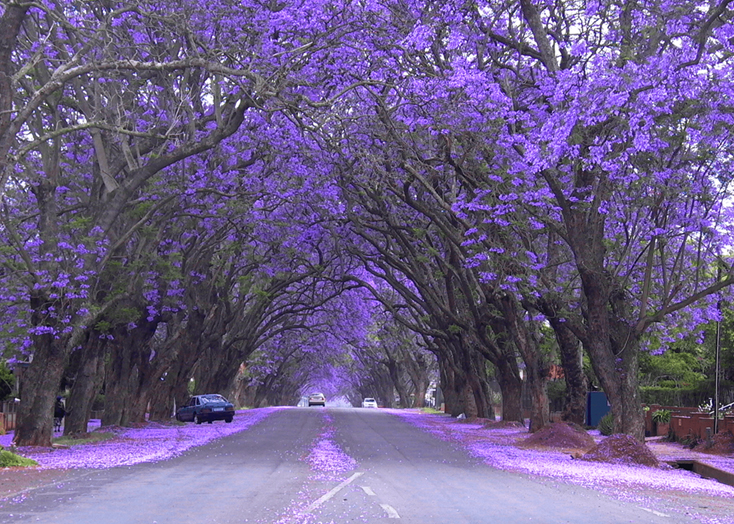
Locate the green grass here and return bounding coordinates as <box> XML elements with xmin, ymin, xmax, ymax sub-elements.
<box><xmin>0</xmin><ymin>449</ymin><xmax>38</xmax><ymax>468</ymax></box>
<box><xmin>52</xmin><ymin>431</ymin><xmax>116</xmax><ymax>447</ymax></box>
<box><xmin>420</xmin><ymin>407</ymin><xmax>448</xmax><ymax>415</ymax></box>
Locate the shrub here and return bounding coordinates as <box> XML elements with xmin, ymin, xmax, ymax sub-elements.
<box><xmin>0</xmin><ymin>361</ymin><xmax>14</xmax><ymax>402</ymax></box>
<box><xmin>640</xmin><ymin>386</ymin><xmax>708</xmax><ymax>407</ymax></box>
<box><xmin>0</xmin><ymin>450</ymin><xmax>38</xmax><ymax>468</ymax></box>
<box><xmin>598</xmin><ymin>411</ymin><xmax>614</xmax><ymax>436</ymax></box>
<box><xmin>651</xmin><ymin>409</ymin><xmax>671</xmax><ymax>424</ymax></box>
<box><xmin>91</xmin><ymin>394</ymin><xmax>105</xmax><ymax>412</ymax></box>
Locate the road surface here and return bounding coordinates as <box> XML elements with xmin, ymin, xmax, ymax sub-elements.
<box><xmin>0</xmin><ymin>408</ymin><xmax>691</xmax><ymax>523</ymax></box>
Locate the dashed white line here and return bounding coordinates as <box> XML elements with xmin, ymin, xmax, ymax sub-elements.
<box><xmin>301</xmin><ymin>472</ymin><xmax>364</xmax><ymax>516</ymax></box>
<box><xmin>641</xmin><ymin>507</ymin><xmax>670</xmax><ymax>518</ymax></box>
<box><xmin>361</xmin><ymin>486</ymin><xmax>376</xmax><ymax>496</ymax></box>
<box><xmin>380</xmin><ymin>503</ymin><xmax>401</xmax><ymax>519</ymax></box>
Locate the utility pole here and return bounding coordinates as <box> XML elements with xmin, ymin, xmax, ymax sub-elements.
<box><xmin>714</xmin><ymin>265</ymin><xmax>722</xmax><ymax>435</ymax></box>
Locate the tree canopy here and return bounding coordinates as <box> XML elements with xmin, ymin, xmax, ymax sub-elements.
<box><xmin>2</xmin><ymin>0</ymin><xmax>734</xmax><ymax>445</ymax></box>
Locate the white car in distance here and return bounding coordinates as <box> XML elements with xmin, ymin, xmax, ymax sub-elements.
<box><xmin>362</xmin><ymin>398</ymin><xmax>378</xmax><ymax>408</ymax></box>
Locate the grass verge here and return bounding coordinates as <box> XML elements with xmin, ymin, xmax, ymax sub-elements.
<box><xmin>420</xmin><ymin>407</ymin><xmax>448</xmax><ymax>415</ymax></box>
<box><xmin>0</xmin><ymin>450</ymin><xmax>39</xmax><ymax>467</ymax></box>
<box><xmin>52</xmin><ymin>431</ymin><xmax>116</xmax><ymax>447</ymax></box>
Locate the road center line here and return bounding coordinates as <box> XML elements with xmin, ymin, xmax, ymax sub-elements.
<box><xmin>303</xmin><ymin>472</ymin><xmax>364</xmax><ymax>515</ymax></box>
<box><xmin>361</xmin><ymin>485</ymin><xmax>376</xmax><ymax>496</ymax></box>
<box><xmin>641</xmin><ymin>507</ymin><xmax>670</xmax><ymax>518</ymax></box>
<box><xmin>380</xmin><ymin>503</ymin><xmax>401</xmax><ymax>519</ymax></box>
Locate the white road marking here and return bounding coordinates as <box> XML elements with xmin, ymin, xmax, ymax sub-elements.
<box><xmin>302</xmin><ymin>472</ymin><xmax>364</xmax><ymax>515</ymax></box>
<box><xmin>381</xmin><ymin>504</ymin><xmax>401</xmax><ymax>518</ymax></box>
<box><xmin>641</xmin><ymin>507</ymin><xmax>670</xmax><ymax>517</ymax></box>
<box><xmin>361</xmin><ymin>486</ymin><xmax>376</xmax><ymax>496</ymax></box>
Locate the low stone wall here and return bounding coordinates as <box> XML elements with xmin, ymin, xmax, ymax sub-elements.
<box><xmin>670</xmin><ymin>413</ymin><xmax>734</xmax><ymax>441</ymax></box>
<box><xmin>644</xmin><ymin>404</ymin><xmax>734</xmax><ymax>441</ymax></box>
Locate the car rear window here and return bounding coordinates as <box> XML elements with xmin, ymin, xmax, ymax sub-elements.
<box><xmin>201</xmin><ymin>394</ymin><xmax>227</xmax><ymax>403</ymax></box>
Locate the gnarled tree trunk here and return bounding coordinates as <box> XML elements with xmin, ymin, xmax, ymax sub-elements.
<box><xmin>13</xmin><ymin>331</ymin><xmax>67</xmax><ymax>446</ymax></box>
<box><xmin>64</xmin><ymin>335</ymin><xmax>106</xmax><ymax>435</ymax></box>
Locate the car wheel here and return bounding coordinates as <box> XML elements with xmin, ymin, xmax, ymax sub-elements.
<box><xmin>208</xmin><ymin>420</ymin><xmax>213</xmax><ymax>424</ymax></box>
<box><xmin>195</xmin><ymin>414</ymin><xmax>202</xmax><ymax>424</ymax></box>
<box><xmin>225</xmin><ymin>417</ymin><xmax>233</xmax><ymax>423</ymax></box>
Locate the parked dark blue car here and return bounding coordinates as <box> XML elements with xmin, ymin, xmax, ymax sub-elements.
<box><xmin>176</xmin><ymin>394</ymin><xmax>235</xmax><ymax>424</ymax></box>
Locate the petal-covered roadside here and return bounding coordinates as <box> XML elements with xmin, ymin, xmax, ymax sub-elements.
<box><xmin>391</xmin><ymin>410</ymin><xmax>734</xmax><ymax>524</ymax></box>
<box><xmin>392</xmin><ymin>410</ymin><xmax>734</xmax><ymax>495</ymax></box>
<box><xmin>0</xmin><ymin>407</ymin><xmax>281</xmax><ymax>469</ymax></box>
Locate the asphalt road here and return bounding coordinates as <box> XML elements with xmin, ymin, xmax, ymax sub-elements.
<box><xmin>0</xmin><ymin>408</ymin><xmax>695</xmax><ymax>523</ymax></box>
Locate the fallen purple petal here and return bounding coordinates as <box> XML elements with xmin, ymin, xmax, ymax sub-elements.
<box><xmin>389</xmin><ymin>410</ymin><xmax>734</xmax><ymax>498</ymax></box>
<box><xmin>2</xmin><ymin>408</ymin><xmax>280</xmax><ymax>469</ymax></box>
<box><xmin>306</xmin><ymin>412</ymin><xmax>357</xmax><ymax>475</ymax></box>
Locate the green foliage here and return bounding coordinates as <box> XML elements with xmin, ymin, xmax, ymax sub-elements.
<box><xmin>52</xmin><ymin>431</ymin><xmax>116</xmax><ymax>447</ymax></box>
<box><xmin>0</xmin><ymin>361</ymin><xmax>14</xmax><ymax>401</ymax></box>
<box><xmin>651</xmin><ymin>409</ymin><xmax>671</xmax><ymax>424</ymax></box>
<box><xmin>639</xmin><ymin>347</ymin><xmax>706</xmax><ymax>388</ymax></box>
<box><xmin>95</xmin><ymin>306</ymin><xmax>141</xmax><ymax>333</ymax></box>
<box><xmin>0</xmin><ymin>450</ymin><xmax>38</xmax><ymax>467</ymax></box>
<box><xmin>547</xmin><ymin>379</ymin><xmax>566</xmax><ymax>409</ymax></box>
<box><xmin>131</xmin><ymin>200</ymin><xmax>155</xmax><ymax>221</ymax></box>
<box><xmin>91</xmin><ymin>394</ymin><xmax>105</xmax><ymax>412</ymax></box>
<box><xmin>598</xmin><ymin>412</ymin><xmax>614</xmax><ymax>436</ymax></box>
<box><xmin>421</xmin><ymin>407</ymin><xmax>448</xmax><ymax>415</ymax></box>
<box><xmin>94</xmin><ymin>320</ymin><xmax>112</xmax><ymax>332</ymax></box>
<box><xmin>640</xmin><ymin>385</ymin><xmax>710</xmax><ymax>407</ymax></box>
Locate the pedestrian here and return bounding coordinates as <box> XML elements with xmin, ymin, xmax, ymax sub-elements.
<box><xmin>54</xmin><ymin>396</ymin><xmax>66</xmax><ymax>432</ymax></box>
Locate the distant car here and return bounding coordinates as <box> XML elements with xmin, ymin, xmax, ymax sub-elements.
<box><xmin>308</xmin><ymin>393</ymin><xmax>326</xmax><ymax>407</ymax></box>
<box><xmin>176</xmin><ymin>394</ymin><xmax>235</xmax><ymax>424</ymax></box>
<box><xmin>362</xmin><ymin>398</ymin><xmax>378</xmax><ymax>408</ymax></box>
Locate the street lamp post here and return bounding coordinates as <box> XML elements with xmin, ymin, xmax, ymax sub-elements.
<box><xmin>714</xmin><ymin>265</ymin><xmax>722</xmax><ymax>435</ymax></box>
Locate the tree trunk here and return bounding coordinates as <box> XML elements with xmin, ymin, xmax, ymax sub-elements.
<box><xmin>386</xmin><ymin>359</ymin><xmax>411</xmax><ymax>408</ymax></box>
<box><xmin>550</xmin><ymin>320</ymin><xmax>587</xmax><ymax>425</ymax></box>
<box><xmin>0</xmin><ymin>4</ymin><xmax>30</xmax><ymax>173</ymax></box>
<box><xmin>495</xmin><ymin>358</ymin><xmax>523</xmax><ymax>423</ymax></box>
<box><xmin>466</xmin><ymin>352</ymin><xmax>493</xmax><ymax>418</ymax></box>
<box><xmin>438</xmin><ymin>357</ymin><xmax>466</xmax><ymax>416</ymax></box>
<box><xmin>526</xmin><ymin>367</ymin><xmax>550</xmax><ymax>433</ymax></box>
<box><xmin>253</xmin><ymin>385</ymin><xmax>269</xmax><ymax>408</ymax></box>
<box><xmin>412</xmin><ymin>378</ymin><xmax>428</xmax><ymax>409</ymax></box>
<box><xmin>499</xmin><ymin>296</ymin><xmax>550</xmax><ymax>432</ymax></box>
<box><xmin>577</xmin><ymin>266</ymin><xmax>645</xmax><ymax>440</ymax></box>
<box><xmin>64</xmin><ymin>336</ymin><xmax>106</xmax><ymax>435</ymax></box>
<box><xmin>147</xmin><ymin>373</ymin><xmax>178</xmax><ymax>421</ymax></box>
<box><xmin>102</xmin><ymin>319</ymin><xmax>159</xmax><ymax>426</ymax></box>
<box><xmin>462</xmin><ymin>380</ymin><xmax>479</xmax><ymax>418</ymax></box>
<box><xmin>102</xmin><ymin>336</ymin><xmax>132</xmax><ymax>427</ymax></box>
<box><xmin>563</xmin><ymin>197</ymin><xmax>646</xmax><ymax>440</ymax></box>
<box><xmin>13</xmin><ymin>336</ymin><xmax>67</xmax><ymax>446</ymax></box>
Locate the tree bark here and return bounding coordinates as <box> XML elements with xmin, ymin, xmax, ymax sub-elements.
<box><xmin>102</xmin><ymin>320</ymin><xmax>158</xmax><ymax>426</ymax></box>
<box><xmin>64</xmin><ymin>336</ymin><xmax>106</xmax><ymax>435</ymax></box>
<box><xmin>499</xmin><ymin>296</ymin><xmax>550</xmax><ymax>432</ymax></box>
<box><xmin>551</xmin><ymin>320</ymin><xmax>587</xmax><ymax>425</ymax></box>
<box><xmin>0</xmin><ymin>4</ymin><xmax>30</xmax><ymax>179</ymax></box>
<box><xmin>385</xmin><ymin>359</ymin><xmax>411</xmax><ymax>408</ymax></box>
<box><xmin>12</xmin><ymin>332</ymin><xmax>67</xmax><ymax>446</ymax></box>
<box><xmin>437</xmin><ymin>354</ymin><xmax>470</xmax><ymax>416</ymax></box>
<box><xmin>495</xmin><ymin>358</ymin><xmax>523</xmax><ymax>423</ymax></box>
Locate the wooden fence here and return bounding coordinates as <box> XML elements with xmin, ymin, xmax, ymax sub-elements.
<box><xmin>0</xmin><ymin>400</ymin><xmax>17</xmax><ymax>433</ymax></box>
